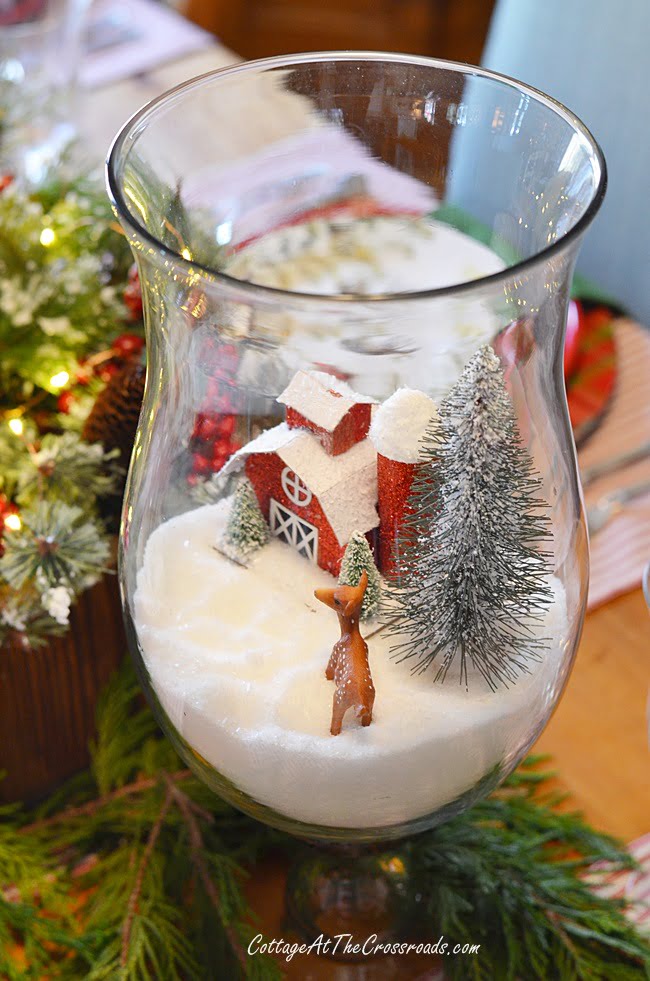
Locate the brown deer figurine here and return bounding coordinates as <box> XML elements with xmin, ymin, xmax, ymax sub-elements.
<box><xmin>314</xmin><ymin>570</ymin><xmax>375</xmax><ymax>736</ymax></box>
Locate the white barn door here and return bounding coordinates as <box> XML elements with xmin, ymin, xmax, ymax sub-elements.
<box><xmin>269</xmin><ymin>499</ymin><xmax>318</xmax><ymax>563</ymax></box>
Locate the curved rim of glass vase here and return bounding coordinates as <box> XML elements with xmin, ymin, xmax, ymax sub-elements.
<box><xmin>106</xmin><ymin>49</ymin><xmax>607</xmax><ymax>306</ymax></box>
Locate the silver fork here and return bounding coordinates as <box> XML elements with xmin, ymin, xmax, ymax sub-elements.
<box><xmin>587</xmin><ymin>478</ymin><xmax>650</xmax><ymax>536</ymax></box>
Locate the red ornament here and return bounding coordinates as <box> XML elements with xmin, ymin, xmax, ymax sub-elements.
<box><xmin>566</xmin><ymin>305</ymin><xmax>616</xmax><ymax>438</ymax></box>
<box><xmin>211</xmin><ymin>449</ymin><xmax>228</xmax><ymax>471</ymax></box>
<box><xmin>216</xmin><ymin>414</ymin><xmax>235</xmax><ymax>437</ymax></box>
<box><xmin>189</xmin><ymin>408</ymin><xmax>240</xmax><ymax>481</ymax></box>
<box><xmin>0</xmin><ymin>174</ymin><xmax>14</xmax><ymax>193</ymax></box>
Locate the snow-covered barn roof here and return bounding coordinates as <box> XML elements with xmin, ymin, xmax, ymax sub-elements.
<box><xmin>277</xmin><ymin>370</ymin><xmax>375</xmax><ymax>433</ymax></box>
<box><xmin>224</xmin><ymin>422</ymin><xmax>379</xmax><ymax>546</ymax></box>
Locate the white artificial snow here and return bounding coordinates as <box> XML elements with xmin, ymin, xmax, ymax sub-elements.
<box><xmin>369</xmin><ymin>388</ymin><xmax>438</xmax><ymax>463</ymax></box>
<box><xmin>42</xmin><ymin>586</ymin><xmax>72</xmax><ymax>626</ymax></box>
<box><xmin>221</xmin><ymin>423</ymin><xmax>379</xmax><ymax>546</ymax></box>
<box><xmin>277</xmin><ymin>369</ymin><xmax>375</xmax><ymax>431</ymax></box>
<box><xmin>134</xmin><ymin>501</ymin><xmax>570</xmax><ymax>829</ymax></box>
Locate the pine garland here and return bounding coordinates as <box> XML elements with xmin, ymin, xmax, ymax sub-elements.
<box><xmin>0</xmin><ymin>425</ymin><xmax>122</xmax><ymax>647</ymax></box>
<box><xmin>0</xmin><ymin>172</ymin><xmax>138</xmax><ymax>650</ymax></box>
<box><xmin>0</xmin><ymin>176</ymin><xmax>132</xmax><ymax>408</ymax></box>
<box><xmin>0</xmin><ymin>662</ymin><xmax>283</xmax><ymax>981</ymax></box>
<box><xmin>0</xmin><ymin>662</ymin><xmax>647</xmax><ymax>979</ymax></box>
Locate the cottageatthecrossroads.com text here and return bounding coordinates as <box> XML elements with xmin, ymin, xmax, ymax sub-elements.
<box><xmin>248</xmin><ymin>933</ymin><xmax>481</xmax><ymax>962</ymax></box>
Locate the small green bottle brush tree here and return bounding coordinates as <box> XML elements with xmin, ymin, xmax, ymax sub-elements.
<box><xmin>385</xmin><ymin>345</ymin><xmax>554</xmax><ymax>690</ymax></box>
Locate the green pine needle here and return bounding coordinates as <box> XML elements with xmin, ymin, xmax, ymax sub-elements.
<box><xmin>0</xmin><ymin>500</ymin><xmax>109</xmax><ymax>592</ymax></box>
<box><xmin>0</xmin><ymin>430</ymin><xmax>122</xmax><ymax>649</ymax></box>
<box><xmin>15</xmin><ymin>434</ymin><xmax>123</xmax><ymax>508</ymax></box>
<box><xmin>0</xmin><ymin>663</ymin><xmax>647</xmax><ymax>980</ymax></box>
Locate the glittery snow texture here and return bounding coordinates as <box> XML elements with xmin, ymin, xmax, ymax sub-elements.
<box><xmin>376</xmin><ymin>454</ymin><xmax>430</xmax><ymax>575</ymax></box>
<box><xmin>369</xmin><ymin>388</ymin><xmax>438</xmax><ymax>463</ymax></box>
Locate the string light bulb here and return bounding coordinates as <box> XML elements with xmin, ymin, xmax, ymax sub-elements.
<box><xmin>40</xmin><ymin>227</ymin><xmax>56</xmax><ymax>247</ymax></box>
<box><xmin>8</xmin><ymin>417</ymin><xmax>23</xmax><ymax>436</ymax></box>
<box><xmin>50</xmin><ymin>370</ymin><xmax>70</xmax><ymax>389</ymax></box>
<box><xmin>4</xmin><ymin>513</ymin><xmax>21</xmax><ymax>532</ymax></box>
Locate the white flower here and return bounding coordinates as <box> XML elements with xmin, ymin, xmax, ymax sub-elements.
<box><xmin>1</xmin><ymin>604</ymin><xmax>27</xmax><ymax>632</ymax></box>
<box><xmin>39</xmin><ymin>316</ymin><xmax>71</xmax><ymax>336</ymax></box>
<box><xmin>42</xmin><ymin>586</ymin><xmax>72</xmax><ymax>626</ymax></box>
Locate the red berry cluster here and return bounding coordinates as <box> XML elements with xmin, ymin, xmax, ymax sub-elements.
<box><xmin>190</xmin><ymin>412</ymin><xmax>240</xmax><ymax>480</ymax></box>
<box><xmin>57</xmin><ymin>333</ymin><xmax>145</xmax><ymax>414</ymax></box>
<box><xmin>188</xmin><ymin>342</ymin><xmax>241</xmax><ymax>482</ymax></box>
<box><xmin>0</xmin><ymin>495</ymin><xmax>19</xmax><ymax>558</ymax></box>
<box><xmin>123</xmin><ymin>264</ymin><xmax>143</xmax><ymax>322</ymax></box>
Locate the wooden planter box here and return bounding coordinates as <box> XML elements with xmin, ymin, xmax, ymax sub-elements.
<box><xmin>0</xmin><ymin>572</ymin><xmax>125</xmax><ymax>805</ymax></box>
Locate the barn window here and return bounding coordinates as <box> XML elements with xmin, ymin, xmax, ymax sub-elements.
<box><xmin>281</xmin><ymin>467</ymin><xmax>312</xmax><ymax>507</ymax></box>
<box><xmin>269</xmin><ymin>499</ymin><xmax>318</xmax><ymax>563</ymax></box>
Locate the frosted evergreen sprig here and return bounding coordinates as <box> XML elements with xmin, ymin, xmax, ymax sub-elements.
<box><xmin>0</xmin><ymin>501</ymin><xmax>109</xmax><ymax>595</ymax></box>
<box><xmin>0</xmin><ymin>413</ymin><xmax>123</xmax><ymax>649</ymax></box>
<box><xmin>15</xmin><ymin>432</ymin><xmax>122</xmax><ymax>506</ymax></box>
<box><xmin>385</xmin><ymin>345</ymin><xmax>554</xmax><ymax>690</ymax></box>
<box><xmin>0</xmin><ymin>583</ymin><xmax>68</xmax><ymax>647</ymax></box>
<box><xmin>0</xmin><ymin>177</ymin><xmax>132</xmax><ymax>408</ymax></box>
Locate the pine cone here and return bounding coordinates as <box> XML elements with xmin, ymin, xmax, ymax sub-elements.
<box><xmin>83</xmin><ymin>359</ymin><xmax>146</xmax><ymax>468</ymax></box>
<box><xmin>83</xmin><ymin>359</ymin><xmax>146</xmax><ymax>526</ymax></box>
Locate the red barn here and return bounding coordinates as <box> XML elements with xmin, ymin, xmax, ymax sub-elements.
<box><xmin>237</xmin><ymin>372</ymin><xmax>376</xmax><ymax>575</ymax></box>
<box><xmin>221</xmin><ymin>371</ymin><xmax>437</xmax><ymax>578</ymax></box>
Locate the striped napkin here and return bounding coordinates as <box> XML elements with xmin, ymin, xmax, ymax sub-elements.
<box><xmin>587</xmin><ymin>832</ymin><xmax>650</xmax><ymax>932</ymax></box>
<box><xmin>577</xmin><ymin>319</ymin><xmax>650</xmax><ymax>610</ymax></box>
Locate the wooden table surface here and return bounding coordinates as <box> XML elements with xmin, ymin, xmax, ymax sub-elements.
<box><xmin>80</xmin><ymin>38</ymin><xmax>650</xmax><ymax>979</ymax></box>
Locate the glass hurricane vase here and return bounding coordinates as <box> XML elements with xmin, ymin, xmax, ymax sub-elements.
<box><xmin>108</xmin><ymin>53</ymin><xmax>605</xmax><ymax>950</ymax></box>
